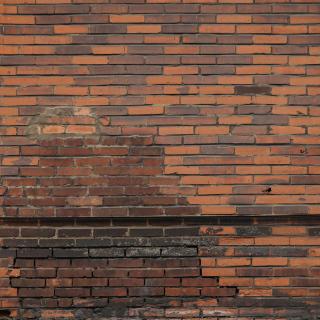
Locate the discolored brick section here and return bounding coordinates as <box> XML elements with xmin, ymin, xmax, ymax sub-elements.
<box><xmin>0</xmin><ymin>216</ymin><xmax>320</xmax><ymax>319</ymax></box>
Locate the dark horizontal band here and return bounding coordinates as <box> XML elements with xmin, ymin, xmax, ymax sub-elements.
<box><xmin>0</xmin><ymin>214</ymin><xmax>319</xmax><ymax>226</ymax></box>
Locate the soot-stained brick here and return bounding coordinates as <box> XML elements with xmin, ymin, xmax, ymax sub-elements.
<box><xmin>235</xmin><ymin>86</ymin><xmax>271</xmax><ymax>95</ymax></box>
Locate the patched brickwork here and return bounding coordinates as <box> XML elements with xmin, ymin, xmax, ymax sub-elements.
<box><xmin>1</xmin><ymin>0</ymin><xmax>320</xmax><ymax>319</ymax></box>
<box><xmin>0</xmin><ymin>217</ymin><xmax>320</xmax><ymax>319</ymax></box>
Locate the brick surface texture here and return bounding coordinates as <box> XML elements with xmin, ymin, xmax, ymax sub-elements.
<box><xmin>0</xmin><ymin>0</ymin><xmax>320</xmax><ymax>319</ymax></box>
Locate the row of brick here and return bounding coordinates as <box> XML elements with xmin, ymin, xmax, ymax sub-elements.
<box><xmin>1</xmin><ymin>224</ymin><xmax>320</xmax><ymax>236</ymax></box>
<box><xmin>2</xmin><ymin>4</ymin><xmax>320</xmax><ymax>14</ymax></box>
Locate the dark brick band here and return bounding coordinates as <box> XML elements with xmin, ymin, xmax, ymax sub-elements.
<box><xmin>1</xmin><ymin>214</ymin><xmax>320</xmax><ymax>227</ymax></box>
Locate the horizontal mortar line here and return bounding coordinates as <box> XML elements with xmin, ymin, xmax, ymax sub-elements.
<box><xmin>0</xmin><ymin>214</ymin><xmax>320</xmax><ymax>226</ymax></box>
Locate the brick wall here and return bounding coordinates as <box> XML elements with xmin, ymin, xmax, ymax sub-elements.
<box><xmin>1</xmin><ymin>217</ymin><xmax>320</xmax><ymax>319</ymax></box>
<box><xmin>1</xmin><ymin>0</ymin><xmax>320</xmax><ymax>319</ymax></box>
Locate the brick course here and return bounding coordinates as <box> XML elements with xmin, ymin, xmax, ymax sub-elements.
<box><xmin>0</xmin><ymin>0</ymin><xmax>320</xmax><ymax>318</ymax></box>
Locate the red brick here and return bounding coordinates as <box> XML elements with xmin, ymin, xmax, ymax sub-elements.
<box><xmin>0</xmin><ymin>4</ymin><xmax>319</xmax><ymax>316</ymax></box>
<box><xmin>110</xmin><ymin>15</ymin><xmax>144</xmax><ymax>23</ymax></box>
<box><xmin>200</xmin><ymin>24</ymin><xmax>235</xmax><ymax>33</ymax></box>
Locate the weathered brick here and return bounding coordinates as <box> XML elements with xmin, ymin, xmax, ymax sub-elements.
<box><xmin>0</xmin><ymin>2</ymin><xmax>319</xmax><ymax>317</ymax></box>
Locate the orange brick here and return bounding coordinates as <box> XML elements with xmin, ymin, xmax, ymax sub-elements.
<box><xmin>220</xmin><ymin>277</ymin><xmax>253</xmax><ymax>286</ymax></box>
<box><xmin>252</xmin><ymin>257</ymin><xmax>288</xmax><ymax>266</ymax></box>
<box><xmin>273</xmin><ymin>25</ymin><xmax>307</xmax><ymax>34</ymax></box>
<box><xmin>159</xmin><ymin>126</ymin><xmax>194</xmax><ymax>135</ymax></box>
<box><xmin>74</xmin><ymin>97</ymin><xmax>108</xmax><ymax>106</ymax></box>
<box><xmin>290</xmin><ymin>238</ymin><xmax>320</xmax><ymax>246</ymax></box>
<box><xmin>310</xmin><ymin>47</ymin><xmax>320</xmax><ymax>55</ymax></box>
<box><xmin>202</xmin><ymin>206</ymin><xmax>236</xmax><ymax>215</ymax></box>
<box><xmin>253</xmin><ymin>35</ymin><xmax>287</xmax><ymax>44</ymax></box>
<box><xmin>236</xmin><ymin>166</ymin><xmax>270</xmax><ymax>174</ymax></box>
<box><xmin>198</xmin><ymin>186</ymin><xmax>232</xmax><ymax>195</ymax></box>
<box><xmin>199</xmin><ymin>24</ymin><xmax>235</xmax><ymax>33</ymax></box>
<box><xmin>0</xmin><ymin>288</ymin><xmax>17</xmax><ymax>297</ymax></box>
<box><xmin>272</xmin><ymin>106</ymin><xmax>307</xmax><ymax>115</ymax></box>
<box><xmin>217</xmin><ymin>258</ymin><xmax>251</xmax><ymax>267</ymax></box>
<box><xmin>201</xmin><ymin>258</ymin><xmax>215</xmax><ymax>267</ymax></box>
<box><xmin>0</xmin><ymin>66</ymin><xmax>16</xmax><ymax>75</ymax></box>
<box><xmin>309</xmin><ymin>127</ymin><xmax>320</xmax><ymax>135</ymax></box>
<box><xmin>66</xmin><ymin>125</ymin><xmax>96</xmax><ymax>134</ymax></box>
<box><xmin>236</xmin><ymin>66</ymin><xmax>271</xmax><ymax>74</ymax></box>
<box><xmin>165</xmin><ymin>146</ymin><xmax>200</xmax><ymax>155</ymax></box>
<box><xmin>272</xmin><ymin>66</ymin><xmax>305</xmax><ymax>75</ymax></box>
<box><xmin>164</xmin><ymin>45</ymin><xmax>199</xmax><ymax>54</ymax></box>
<box><xmin>219</xmin><ymin>116</ymin><xmax>252</xmax><ymax>125</ymax></box>
<box><xmin>290</xmin><ymin>15</ymin><xmax>319</xmax><ymax>24</ymax></box>
<box><xmin>1</xmin><ymin>15</ymin><xmax>35</xmax><ymax>24</ymax></box>
<box><xmin>289</xmin><ymin>56</ymin><xmax>320</xmax><ymax>65</ymax></box>
<box><xmin>252</xmin><ymin>96</ymin><xmax>287</xmax><ymax>105</ymax></box>
<box><xmin>0</xmin><ymin>108</ymin><xmax>18</xmax><ymax>116</ymax></box>
<box><xmin>272</xmin><ymin>226</ymin><xmax>306</xmax><ymax>235</ymax></box>
<box><xmin>146</xmin><ymin>96</ymin><xmax>179</xmax><ymax>105</ymax></box>
<box><xmin>195</xmin><ymin>125</ymin><xmax>229</xmax><ymax>135</ymax></box>
<box><xmin>2</xmin><ymin>157</ymin><xmax>39</xmax><ymax>166</ymax></box>
<box><xmin>199</xmin><ymin>86</ymin><xmax>234</xmax><ymax>94</ymax></box>
<box><xmin>255</xmin><ymin>237</ymin><xmax>290</xmax><ymax>246</ymax></box>
<box><xmin>237</xmin><ymin>25</ymin><xmax>271</xmax><ymax>33</ymax></box>
<box><xmin>1</xmin><ymin>5</ymin><xmax>17</xmax><ymax>14</ymax></box>
<box><xmin>290</xmin><ymin>77</ymin><xmax>320</xmax><ymax>86</ymax></box>
<box><xmin>164</xmin><ymin>166</ymin><xmax>199</xmax><ymax>175</ymax></box>
<box><xmin>41</xmin><ymin>310</ymin><xmax>74</xmax><ymax>319</ymax></box>
<box><xmin>218</xmin><ymin>76</ymin><xmax>253</xmax><ymax>84</ymax></box>
<box><xmin>72</xmin><ymin>56</ymin><xmax>108</xmax><ymax>64</ymax></box>
<box><xmin>308</xmin><ymin>87</ymin><xmax>320</xmax><ymax>95</ymax></box>
<box><xmin>164</xmin><ymin>66</ymin><xmax>198</xmax><ymax>75</ymax></box>
<box><xmin>216</xmin><ymin>96</ymin><xmax>251</xmax><ymax>105</ymax></box>
<box><xmin>188</xmin><ymin>196</ymin><xmax>223</xmax><ymax>205</ymax></box>
<box><xmin>54</xmin><ymin>86</ymin><xmax>88</xmax><ymax>96</ymax></box>
<box><xmin>90</xmin><ymin>86</ymin><xmax>126</xmax><ymax>95</ymax></box>
<box><xmin>1</xmin><ymin>97</ymin><xmax>36</xmax><ymax>106</ymax></box>
<box><xmin>146</xmin><ymin>76</ymin><xmax>182</xmax><ymax>85</ymax></box>
<box><xmin>272</xmin><ymin>86</ymin><xmax>306</xmax><ymax>95</ymax></box>
<box><xmin>180</xmin><ymin>96</ymin><xmax>216</xmax><ymax>104</ymax></box>
<box><xmin>271</xmin><ymin>126</ymin><xmax>305</xmax><ymax>135</ymax></box>
<box><xmin>239</xmin><ymin>289</ymin><xmax>272</xmax><ymax>297</ymax></box>
<box><xmin>290</xmin><ymin>117</ymin><xmax>320</xmax><ymax>126</ymax></box>
<box><xmin>309</xmin><ymin>26</ymin><xmax>320</xmax><ymax>34</ymax></box>
<box><xmin>54</xmin><ymin>25</ymin><xmax>88</xmax><ymax>34</ymax></box>
<box><xmin>67</xmin><ymin>197</ymin><xmax>102</xmax><ymax>206</ymax></box>
<box><xmin>42</xmin><ymin>126</ymin><xmax>65</xmax><ymax>134</ymax></box>
<box><xmin>127</xmin><ymin>106</ymin><xmax>164</xmax><ymax>115</ymax></box>
<box><xmin>236</xmin><ymin>45</ymin><xmax>271</xmax><ymax>54</ymax></box>
<box><xmin>235</xmin><ymin>146</ymin><xmax>269</xmax><ymax>156</ymax></box>
<box><xmin>255</xmin><ymin>278</ymin><xmax>289</xmax><ymax>287</ymax></box>
<box><xmin>217</xmin><ymin>15</ymin><xmax>251</xmax><ymax>23</ymax></box>
<box><xmin>253</xmin><ymin>55</ymin><xmax>287</xmax><ymax>65</ymax></box>
<box><xmin>202</xmin><ymin>268</ymin><xmax>235</xmax><ymax>277</ymax></box>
